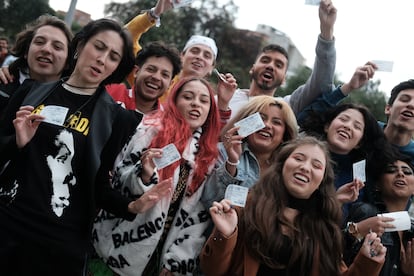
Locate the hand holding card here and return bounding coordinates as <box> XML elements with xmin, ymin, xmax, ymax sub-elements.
<box><xmin>378</xmin><ymin>211</ymin><xmax>410</xmax><ymax>232</ymax></box>
<box><xmin>234</xmin><ymin>112</ymin><xmax>265</xmax><ymax>138</ymax></box>
<box><xmin>224</xmin><ymin>184</ymin><xmax>249</xmax><ymax>207</ymax></box>
<box><xmin>353</xmin><ymin>159</ymin><xmax>366</xmax><ymax>183</ymax></box>
<box><xmin>153</xmin><ymin>144</ymin><xmax>181</xmax><ymax>169</ymax></box>
<box><xmin>372</xmin><ymin>60</ymin><xmax>394</xmax><ymax>72</ymax></box>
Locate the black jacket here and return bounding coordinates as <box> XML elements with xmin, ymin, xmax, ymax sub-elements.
<box><xmin>0</xmin><ymin>79</ymin><xmax>142</xmax><ymax>245</ymax></box>
<box><xmin>344</xmin><ymin>201</ymin><xmax>414</xmax><ymax>276</ymax></box>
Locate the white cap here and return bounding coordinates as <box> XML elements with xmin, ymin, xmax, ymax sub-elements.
<box><xmin>183</xmin><ymin>35</ymin><xmax>218</xmax><ymax>59</ymax></box>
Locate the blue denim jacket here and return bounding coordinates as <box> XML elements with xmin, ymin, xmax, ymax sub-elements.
<box><xmin>201</xmin><ymin>142</ymin><xmax>261</xmax><ymax>209</ymax></box>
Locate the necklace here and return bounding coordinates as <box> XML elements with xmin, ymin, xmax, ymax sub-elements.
<box><xmin>62</xmin><ymin>83</ymin><xmax>99</xmax><ymax>126</ymax></box>
<box><xmin>63</xmin><ymin>82</ymin><xmax>99</xmax><ymax>95</ymax></box>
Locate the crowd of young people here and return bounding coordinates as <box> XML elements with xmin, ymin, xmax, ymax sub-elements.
<box><xmin>1</xmin><ymin>0</ymin><xmax>414</xmax><ymax>275</ymax></box>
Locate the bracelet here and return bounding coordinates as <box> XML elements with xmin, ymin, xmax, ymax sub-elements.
<box><xmin>148</xmin><ymin>7</ymin><xmax>161</xmax><ymax>27</ymax></box>
<box><xmin>226</xmin><ymin>159</ymin><xmax>240</xmax><ymax>166</ymax></box>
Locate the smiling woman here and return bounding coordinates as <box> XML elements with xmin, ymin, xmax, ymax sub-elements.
<box><xmin>299</xmin><ymin>102</ymin><xmax>396</xmax><ymax>218</ymax></box>
<box><xmin>92</xmin><ymin>77</ymin><xmax>221</xmax><ymax>275</ymax></box>
<box><xmin>201</xmin><ymin>95</ymin><xmax>298</xmax><ymax>210</ymax></box>
<box><xmin>0</xmin><ymin>18</ymin><xmax>142</xmax><ymax>276</ymax></box>
<box><xmin>200</xmin><ymin>135</ymin><xmax>387</xmax><ymax>276</ymax></box>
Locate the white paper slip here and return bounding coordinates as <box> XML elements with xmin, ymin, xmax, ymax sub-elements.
<box><xmin>172</xmin><ymin>0</ymin><xmax>193</xmax><ymax>8</ymax></box>
<box><xmin>353</xmin><ymin>159</ymin><xmax>366</xmax><ymax>182</ymax></box>
<box><xmin>224</xmin><ymin>184</ymin><xmax>249</xmax><ymax>207</ymax></box>
<box><xmin>305</xmin><ymin>0</ymin><xmax>321</xmax><ymax>5</ymax></box>
<box><xmin>372</xmin><ymin>60</ymin><xmax>394</xmax><ymax>72</ymax></box>
<box><xmin>153</xmin><ymin>144</ymin><xmax>181</xmax><ymax>169</ymax></box>
<box><xmin>378</xmin><ymin>211</ymin><xmax>411</xmax><ymax>232</ymax></box>
<box><xmin>39</xmin><ymin>105</ymin><xmax>69</xmax><ymax>126</ymax></box>
<box><xmin>234</xmin><ymin>112</ymin><xmax>265</xmax><ymax>138</ymax></box>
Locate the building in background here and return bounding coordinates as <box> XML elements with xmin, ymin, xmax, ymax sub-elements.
<box><xmin>55</xmin><ymin>9</ymin><xmax>91</xmax><ymax>27</ymax></box>
<box><xmin>256</xmin><ymin>24</ymin><xmax>306</xmax><ymax>78</ymax></box>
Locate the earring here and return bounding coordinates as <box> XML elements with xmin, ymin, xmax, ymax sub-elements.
<box><xmin>74</xmin><ymin>52</ymin><xmax>78</xmax><ymax>59</ymax></box>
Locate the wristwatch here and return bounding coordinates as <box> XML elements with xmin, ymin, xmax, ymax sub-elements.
<box><xmin>148</xmin><ymin>7</ymin><xmax>161</xmax><ymax>27</ymax></box>
<box><xmin>346</xmin><ymin>221</ymin><xmax>364</xmax><ymax>241</ymax></box>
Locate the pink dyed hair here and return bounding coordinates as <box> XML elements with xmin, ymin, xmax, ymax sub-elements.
<box><xmin>145</xmin><ymin>77</ymin><xmax>220</xmax><ymax>195</ymax></box>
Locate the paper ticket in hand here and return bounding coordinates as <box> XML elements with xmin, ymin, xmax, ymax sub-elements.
<box><xmin>224</xmin><ymin>184</ymin><xmax>249</xmax><ymax>207</ymax></box>
<box><xmin>378</xmin><ymin>211</ymin><xmax>411</xmax><ymax>232</ymax></box>
<box><xmin>39</xmin><ymin>105</ymin><xmax>69</xmax><ymax>126</ymax></box>
<box><xmin>172</xmin><ymin>0</ymin><xmax>193</xmax><ymax>8</ymax></box>
<box><xmin>372</xmin><ymin>60</ymin><xmax>394</xmax><ymax>72</ymax></box>
<box><xmin>305</xmin><ymin>0</ymin><xmax>321</xmax><ymax>5</ymax></box>
<box><xmin>234</xmin><ymin>112</ymin><xmax>265</xmax><ymax>138</ymax></box>
<box><xmin>153</xmin><ymin>144</ymin><xmax>181</xmax><ymax>169</ymax></box>
<box><xmin>353</xmin><ymin>159</ymin><xmax>366</xmax><ymax>182</ymax></box>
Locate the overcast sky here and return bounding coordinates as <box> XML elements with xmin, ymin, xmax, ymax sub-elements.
<box><xmin>49</xmin><ymin>0</ymin><xmax>412</xmax><ymax>97</ymax></box>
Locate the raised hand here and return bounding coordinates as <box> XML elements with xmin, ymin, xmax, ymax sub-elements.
<box><xmin>210</xmin><ymin>199</ymin><xmax>238</xmax><ymax>237</ymax></box>
<box><xmin>319</xmin><ymin>0</ymin><xmax>337</xmax><ymax>40</ymax></box>
<box><xmin>13</xmin><ymin>105</ymin><xmax>44</xmax><ymax>148</ymax></box>
<box><xmin>128</xmin><ymin>178</ymin><xmax>173</xmax><ymax>214</ymax></box>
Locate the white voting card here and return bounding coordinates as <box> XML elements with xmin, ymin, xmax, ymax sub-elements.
<box><xmin>172</xmin><ymin>0</ymin><xmax>193</xmax><ymax>8</ymax></box>
<box><xmin>372</xmin><ymin>60</ymin><xmax>394</xmax><ymax>72</ymax></box>
<box><xmin>353</xmin><ymin>159</ymin><xmax>366</xmax><ymax>182</ymax></box>
<box><xmin>305</xmin><ymin>0</ymin><xmax>321</xmax><ymax>5</ymax></box>
<box><xmin>153</xmin><ymin>144</ymin><xmax>181</xmax><ymax>169</ymax></box>
<box><xmin>378</xmin><ymin>211</ymin><xmax>411</xmax><ymax>232</ymax></box>
<box><xmin>234</xmin><ymin>112</ymin><xmax>265</xmax><ymax>138</ymax></box>
<box><xmin>224</xmin><ymin>184</ymin><xmax>249</xmax><ymax>207</ymax></box>
<box><xmin>39</xmin><ymin>105</ymin><xmax>69</xmax><ymax>126</ymax></box>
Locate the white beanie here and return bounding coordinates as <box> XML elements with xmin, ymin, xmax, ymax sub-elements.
<box><xmin>183</xmin><ymin>35</ymin><xmax>218</xmax><ymax>59</ymax></box>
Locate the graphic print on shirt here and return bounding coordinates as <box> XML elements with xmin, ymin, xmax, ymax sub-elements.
<box><xmin>47</xmin><ymin>129</ymin><xmax>76</xmax><ymax>217</ymax></box>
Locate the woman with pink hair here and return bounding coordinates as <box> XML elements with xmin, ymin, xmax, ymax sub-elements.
<box><xmin>93</xmin><ymin>77</ymin><xmax>221</xmax><ymax>276</ymax></box>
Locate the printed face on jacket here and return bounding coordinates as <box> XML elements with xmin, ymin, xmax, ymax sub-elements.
<box><xmin>27</xmin><ymin>25</ymin><xmax>69</xmax><ymax>82</ymax></box>
<box><xmin>282</xmin><ymin>144</ymin><xmax>326</xmax><ymax>199</ymax></box>
<box><xmin>324</xmin><ymin>108</ymin><xmax>364</xmax><ymax>155</ymax></box>
<box><xmin>47</xmin><ymin>129</ymin><xmax>76</xmax><ymax>217</ymax></box>
<box><xmin>176</xmin><ymin>80</ymin><xmax>211</xmax><ymax>132</ymax></box>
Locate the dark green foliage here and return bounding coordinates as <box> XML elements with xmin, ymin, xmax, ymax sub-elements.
<box><xmin>341</xmin><ymin>79</ymin><xmax>387</xmax><ymax>121</ymax></box>
<box><xmin>0</xmin><ymin>0</ymin><xmax>55</xmax><ymax>39</ymax></box>
<box><xmin>0</xmin><ymin>0</ymin><xmax>387</xmax><ymax>119</ymax></box>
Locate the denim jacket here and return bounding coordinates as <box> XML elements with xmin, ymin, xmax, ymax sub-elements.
<box><xmin>201</xmin><ymin>142</ymin><xmax>261</xmax><ymax>209</ymax></box>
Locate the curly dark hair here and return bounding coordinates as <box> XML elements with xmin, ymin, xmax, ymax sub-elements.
<box><xmin>135</xmin><ymin>41</ymin><xmax>182</xmax><ymax>80</ymax></box>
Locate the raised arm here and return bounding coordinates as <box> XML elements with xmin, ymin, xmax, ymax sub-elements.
<box><xmin>285</xmin><ymin>0</ymin><xmax>337</xmax><ymax>114</ymax></box>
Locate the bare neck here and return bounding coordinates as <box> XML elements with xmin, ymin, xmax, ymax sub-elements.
<box><xmin>384</xmin><ymin>124</ymin><xmax>414</xmax><ymax>147</ymax></box>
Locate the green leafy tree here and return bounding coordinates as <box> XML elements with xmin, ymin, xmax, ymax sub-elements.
<box><xmin>0</xmin><ymin>0</ymin><xmax>55</xmax><ymax>39</ymax></box>
<box><xmin>278</xmin><ymin>66</ymin><xmax>386</xmax><ymax>121</ymax></box>
<box><xmin>341</xmin><ymin>79</ymin><xmax>387</xmax><ymax>121</ymax></box>
<box><xmin>276</xmin><ymin>65</ymin><xmax>312</xmax><ymax>97</ymax></box>
<box><xmin>104</xmin><ymin>0</ymin><xmax>261</xmax><ymax>88</ymax></box>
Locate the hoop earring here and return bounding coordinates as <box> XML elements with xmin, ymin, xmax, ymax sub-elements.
<box><xmin>74</xmin><ymin>51</ymin><xmax>78</xmax><ymax>59</ymax></box>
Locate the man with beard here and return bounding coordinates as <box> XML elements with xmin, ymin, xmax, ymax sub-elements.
<box><xmin>107</xmin><ymin>41</ymin><xmax>182</xmax><ymax>114</ymax></box>
<box><xmin>227</xmin><ymin>0</ymin><xmax>337</xmax><ymax>119</ymax></box>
